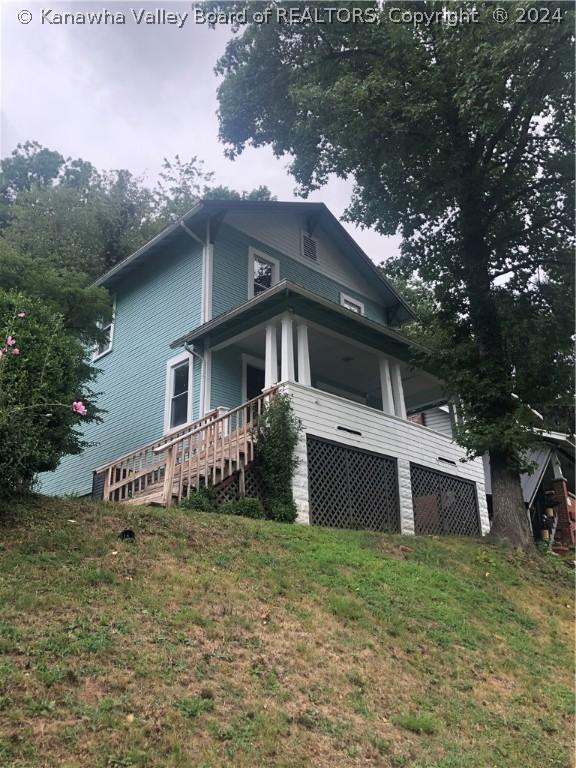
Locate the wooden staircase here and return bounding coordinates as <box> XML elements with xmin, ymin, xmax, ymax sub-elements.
<box><xmin>93</xmin><ymin>388</ymin><xmax>277</xmax><ymax>507</ymax></box>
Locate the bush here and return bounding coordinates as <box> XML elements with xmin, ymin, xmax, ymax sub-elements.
<box><xmin>0</xmin><ymin>290</ymin><xmax>98</xmax><ymax>498</ymax></box>
<box><xmin>268</xmin><ymin>499</ymin><xmax>298</xmax><ymax>524</ymax></box>
<box><xmin>220</xmin><ymin>497</ymin><xmax>265</xmax><ymax>519</ymax></box>
<box><xmin>252</xmin><ymin>393</ymin><xmax>301</xmax><ymax>522</ymax></box>
<box><xmin>179</xmin><ymin>486</ymin><xmax>216</xmax><ymax>513</ymax></box>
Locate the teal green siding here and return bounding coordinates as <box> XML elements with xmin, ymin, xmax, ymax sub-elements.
<box><xmin>212</xmin><ymin>224</ymin><xmax>388</xmax><ymax>324</ymax></box>
<box><xmin>40</xmin><ymin>237</ymin><xmax>203</xmax><ymax>496</ymax></box>
<box><xmin>210</xmin><ymin>346</ymin><xmax>243</xmax><ymax>411</ymax></box>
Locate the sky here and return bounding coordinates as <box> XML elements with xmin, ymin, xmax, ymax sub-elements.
<box><xmin>0</xmin><ymin>0</ymin><xmax>401</xmax><ymax>263</ymax></box>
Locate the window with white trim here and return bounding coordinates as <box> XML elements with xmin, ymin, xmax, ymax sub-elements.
<box><xmin>340</xmin><ymin>293</ymin><xmax>365</xmax><ymax>315</ymax></box>
<box><xmin>92</xmin><ymin>300</ymin><xmax>115</xmax><ymax>360</ymax></box>
<box><xmin>164</xmin><ymin>353</ymin><xmax>193</xmax><ymax>431</ymax></box>
<box><xmin>249</xmin><ymin>249</ymin><xmax>279</xmax><ymax>298</ymax></box>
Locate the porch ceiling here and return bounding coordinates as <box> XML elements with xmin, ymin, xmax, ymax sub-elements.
<box><xmin>236</xmin><ymin>324</ymin><xmax>445</xmax><ymax>409</ymax></box>
<box><xmin>171</xmin><ymin>280</ymin><xmax>426</xmax><ymax>366</ymax></box>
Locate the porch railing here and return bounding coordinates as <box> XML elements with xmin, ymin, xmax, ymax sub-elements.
<box><xmin>95</xmin><ymin>387</ymin><xmax>278</xmax><ymax>506</ymax></box>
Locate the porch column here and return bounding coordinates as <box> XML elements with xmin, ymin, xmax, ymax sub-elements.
<box><xmin>264</xmin><ymin>324</ymin><xmax>279</xmax><ymax>388</ymax></box>
<box><xmin>296</xmin><ymin>322</ymin><xmax>311</xmax><ymax>386</ymax></box>
<box><xmin>281</xmin><ymin>315</ymin><xmax>295</xmax><ymax>382</ymax></box>
<box><xmin>390</xmin><ymin>361</ymin><xmax>407</xmax><ymax>419</ymax></box>
<box><xmin>378</xmin><ymin>356</ymin><xmax>395</xmax><ymax>415</ymax></box>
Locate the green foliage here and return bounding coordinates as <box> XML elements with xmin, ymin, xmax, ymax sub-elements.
<box><xmin>0</xmin><ymin>142</ymin><xmax>275</xmax><ymax>279</ymax></box>
<box><xmin>393</xmin><ymin>712</ymin><xmax>438</xmax><ymax>736</ymax></box>
<box><xmin>179</xmin><ymin>486</ymin><xmax>217</xmax><ymax>513</ymax></box>
<box><xmin>213</xmin><ymin>5</ymin><xmax>574</xmax><ymax>543</ymax></box>
<box><xmin>252</xmin><ymin>393</ymin><xmax>301</xmax><ymax>521</ymax></box>
<box><xmin>220</xmin><ymin>497</ymin><xmax>265</xmax><ymax>519</ymax></box>
<box><xmin>0</xmin><ymin>239</ymin><xmax>111</xmax><ymax>345</ymax></box>
<box><xmin>0</xmin><ymin>290</ymin><xmax>98</xmax><ymax>497</ymax></box>
<box><xmin>175</xmin><ymin>693</ymin><xmax>215</xmax><ymax>719</ymax></box>
<box><xmin>267</xmin><ymin>499</ymin><xmax>297</xmax><ymax>524</ymax></box>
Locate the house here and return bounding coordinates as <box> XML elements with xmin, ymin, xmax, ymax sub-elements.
<box><xmin>484</xmin><ymin>432</ymin><xmax>575</xmax><ymax>549</ymax></box>
<box><xmin>40</xmin><ymin>199</ymin><xmax>489</xmax><ymax>537</ymax></box>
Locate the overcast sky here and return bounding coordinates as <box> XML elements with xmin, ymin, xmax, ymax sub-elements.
<box><xmin>1</xmin><ymin>1</ymin><xmax>401</xmax><ymax>262</ymax></box>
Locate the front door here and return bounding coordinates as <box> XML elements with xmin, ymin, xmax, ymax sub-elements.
<box><xmin>246</xmin><ymin>364</ymin><xmax>265</xmax><ymax>400</ymax></box>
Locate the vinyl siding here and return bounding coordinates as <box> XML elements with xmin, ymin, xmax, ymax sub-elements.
<box><xmin>39</xmin><ymin>237</ymin><xmax>203</xmax><ymax>496</ymax></box>
<box><xmin>211</xmin><ymin>346</ymin><xmax>243</xmax><ymax>411</ymax></box>
<box><xmin>212</xmin><ymin>223</ymin><xmax>388</xmax><ymax>325</ymax></box>
<box><xmin>225</xmin><ymin>211</ymin><xmax>384</xmax><ymax>304</ymax></box>
<box><xmin>422</xmin><ymin>407</ymin><xmax>453</xmax><ymax>437</ymax></box>
<box><xmin>284</xmin><ymin>381</ymin><xmax>489</xmax><ymax>535</ymax></box>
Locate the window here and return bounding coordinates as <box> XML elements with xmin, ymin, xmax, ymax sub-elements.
<box><xmin>164</xmin><ymin>353</ymin><xmax>192</xmax><ymax>431</ymax></box>
<box><xmin>248</xmin><ymin>249</ymin><xmax>279</xmax><ymax>298</ymax></box>
<box><xmin>92</xmin><ymin>300</ymin><xmax>115</xmax><ymax>360</ymax></box>
<box><xmin>301</xmin><ymin>231</ymin><xmax>318</xmax><ymax>261</ymax></box>
<box><xmin>340</xmin><ymin>293</ymin><xmax>365</xmax><ymax>315</ymax></box>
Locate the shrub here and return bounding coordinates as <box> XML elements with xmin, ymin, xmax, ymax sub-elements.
<box><xmin>179</xmin><ymin>486</ymin><xmax>216</xmax><ymax>513</ymax></box>
<box><xmin>268</xmin><ymin>499</ymin><xmax>298</xmax><ymax>524</ymax></box>
<box><xmin>0</xmin><ymin>290</ymin><xmax>97</xmax><ymax>498</ymax></box>
<box><xmin>221</xmin><ymin>497</ymin><xmax>265</xmax><ymax>519</ymax></box>
<box><xmin>252</xmin><ymin>393</ymin><xmax>301</xmax><ymax>521</ymax></box>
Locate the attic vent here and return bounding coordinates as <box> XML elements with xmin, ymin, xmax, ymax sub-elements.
<box><xmin>302</xmin><ymin>232</ymin><xmax>318</xmax><ymax>262</ymax></box>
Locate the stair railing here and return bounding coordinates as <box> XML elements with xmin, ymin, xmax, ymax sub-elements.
<box><xmin>95</xmin><ymin>408</ymin><xmax>223</xmax><ymax>502</ymax></box>
<box><xmin>95</xmin><ymin>387</ymin><xmax>278</xmax><ymax>505</ymax></box>
<box><xmin>158</xmin><ymin>386</ymin><xmax>278</xmax><ymax>506</ymax></box>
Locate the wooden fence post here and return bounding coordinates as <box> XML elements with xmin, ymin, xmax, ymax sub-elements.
<box><xmin>163</xmin><ymin>446</ymin><xmax>175</xmax><ymax>508</ymax></box>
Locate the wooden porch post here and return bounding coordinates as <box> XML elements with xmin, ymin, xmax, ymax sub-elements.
<box><xmin>390</xmin><ymin>361</ymin><xmax>407</xmax><ymax>419</ymax></box>
<box><xmin>296</xmin><ymin>322</ymin><xmax>311</xmax><ymax>386</ymax></box>
<box><xmin>280</xmin><ymin>315</ymin><xmax>295</xmax><ymax>382</ymax></box>
<box><xmin>264</xmin><ymin>324</ymin><xmax>279</xmax><ymax>388</ymax></box>
<box><xmin>378</xmin><ymin>356</ymin><xmax>395</xmax><ymax>415</ymax></box>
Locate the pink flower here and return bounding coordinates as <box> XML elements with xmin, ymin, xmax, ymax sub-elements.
<box><xmin>17</xmin><ymin>312</ymin><xmax>26</xmax><ymax>318</ymax></box>
<box><xmin>11</xmin><ymin>348</ymin><xmax>20</xmax><ymax>356</ymax></box>
<box><xmin>6</xmin><ymin>336</ymin><xmax>16</xmax><ymax>346</ymax></box>
<box><xmin>72</xmin><ymin>401</ymin><xmax>87</xmax><ymax>416</ymax></box>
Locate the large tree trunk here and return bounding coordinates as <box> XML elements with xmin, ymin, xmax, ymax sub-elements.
<box><xmin>488</xmin><ymin>450</ymin><xmax>534</xmax><ymax>549</ymax></box>
<box><xmin>459</xmin><ymin>196</ymin><xmax>534</xmax><ymax>549</ymax></box>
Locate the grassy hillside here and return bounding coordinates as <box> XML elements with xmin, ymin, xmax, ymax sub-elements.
<box><xmin>0</xmin><ymin>498</ymin><xmax>573</xmax><ymax>768</ymax></box>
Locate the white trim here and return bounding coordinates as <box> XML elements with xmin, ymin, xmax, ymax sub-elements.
<box><xmin>241</xmin><ymin>353</ymin><xmax>266</xmax><ymax>402</ymax></box>
<box><xmin>202</xmin><ymin>219</ymin><xmax>214</xmax><ymax>324</ymax></box>
<box><xmin>379</xmin><ymin>356</ymin><xmax>395</xmax><ymax>415</ymax></box>
<box><xmin>280</xmin><ymin>314</ymin><xmax>295</xmax><ymax>382</ymax></box>
<box><xmin>163</xmin><ymin>351</ymin><xmax>194</xmax><ymax>434</ymax></box>
<box><xmin>296</xmin><ymin>322</ymin><xmax>311</xmax><ymax>386</ymax></box>
<box><xmin>340</xmin><ymin>292</ymin><xmax>365</xmax><ymax>316</ymax></box>
<box><xmin>248</xmin><ymin>247</ymin><xmax>280</xmax><ymax>299</ymax></box>
<box><xmin>92</xmin><ymin>296</ymin><xmax>116</xmax><ymax>361</ymax></box>
<box><xmin>202</xmin><ymin>349</ymin><xmax>212</xmax><ymax>415</ymax></box>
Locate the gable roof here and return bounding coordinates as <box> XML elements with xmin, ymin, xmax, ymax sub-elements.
<box><xmin>94</xmin><ymin>199</ymin><xmax>414</xmax><ymax>323</ymax></box>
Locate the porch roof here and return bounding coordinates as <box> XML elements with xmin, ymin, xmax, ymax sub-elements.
<box><xmin>170</xmin><ymin>280</ymin><xmax>425</xmax><ymax>365</ymax></box>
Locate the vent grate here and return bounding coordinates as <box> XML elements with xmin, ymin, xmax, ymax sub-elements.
<box><xmin>302</xmin><ymin>232</ymin><xmax>318</xmax><ymax>261</ymax></box>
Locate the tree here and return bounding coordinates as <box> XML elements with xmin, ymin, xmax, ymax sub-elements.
<box><xmin>0</xmin><ymin>143</ymin><xmax>276</xmax><ymax>278</ymax></box>
<box><xmin>212</xmin><ymin>0</ymin><xmax>574</xmax><ymax>547</ymax></box>
<box><xmin>0</xmin><ymin>239</ymin><xmax>111</xmax><ymax>345</ymax></box>
<box><xmin>0</xmin><ymin>290</ymin><xmax>98</xmax><ymax>497</ymax></box>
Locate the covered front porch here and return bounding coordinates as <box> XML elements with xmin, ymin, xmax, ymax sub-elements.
<box><xmin>175</xmin><ymin>281</ymin><xmax>450</xmax><ymax>427</ymax></box>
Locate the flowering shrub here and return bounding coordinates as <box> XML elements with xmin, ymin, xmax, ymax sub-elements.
<box><xmin>0</xmin><ymin>289</ymin><xmax>98</xmax><ymax>498</ymax></box>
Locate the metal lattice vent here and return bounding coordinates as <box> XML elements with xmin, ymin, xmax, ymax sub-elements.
<box><xmin>410</xmin><ymin>463</ymin><xmax>480</xmax><ymax>536</ymax></box>
<box><xmin>307</xmin><ymin>437</ymin><xmax>400</xmax><ymax>532</ymax></box>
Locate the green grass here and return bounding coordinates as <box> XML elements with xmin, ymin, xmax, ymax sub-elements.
<box><xmin>0</xmin><ymin>495</ymin><xmax>573</xmax><ymax>768</ymax></box>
